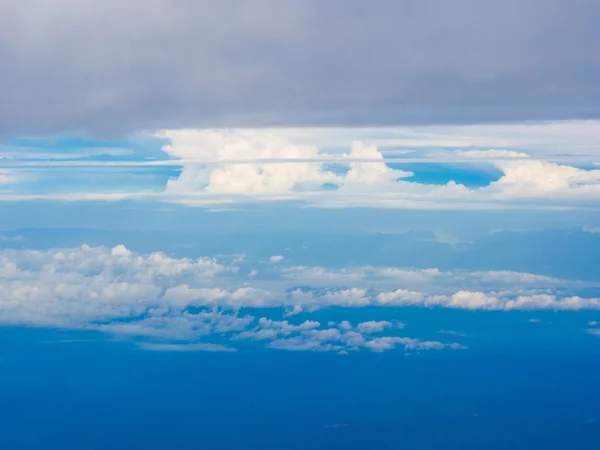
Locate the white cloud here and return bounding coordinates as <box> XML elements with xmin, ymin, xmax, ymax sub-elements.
<box><xmin>363</xmin><ymin>337</ymin><xmax>465</xmax><ymax>353</ymax></box>
<box><xmin>265</xmin><ymin>328</ymin><xmax>462</xmax><ymax>353</ymax></box>
<box><xmin>269</xmin><ymin>255</ymin><xmax>284</xmax><ymax>263</ymax></box>
<box><xmin>455</xmin><ymin>149</ymin><xmax>530</xmax><ymax>159</ymax></box>
<box><xmin>159</xmin><ymin>130</ymin><xmax>411</xmax><ymax>198</ymax></box>
<box><xmin>232</xmin><ymin>315</ymin><xmax>463</xmax><ymax>354</ymax></box>
<box><xmin>137</xmin><ymin>342</ymin><xmax>237</xmax><ymax>352</ymax></box>
<box><xmin>0</xmin><ymin>244</ymin><xmax>230</xmax><ymax>327</ymax></box>
<box><xmin>234</xmin><ymin>318</ymin><xmax>320</xmax><ymax>341</ymax></box>
<box><xmin>0</xmin><ymin>169</ymin><xmax>15</xmax><ymax>184</ymax></box>
<box><xmin>152</xmin><ymin>127</ymin><xmax>600</xmax><ymax>209</ymax></box>
<box><xmin>1</xmin><ymin>245</ymin><xmax>599</xmax><ymax>345</ymax></box>
<box><xmin>586</xmin><ymin>329</ymin><xmax>600</xmax><ymax>337</ymax></box>
<box><xmin>583</xmin><ymin>226</ymin><xmax>600</xmax><ymax>234</ymax></box>
<box><xmin>356</xmin><ymin>321</ymin><xmax>393</xmax><ymax>333</ymax></box>
<box><xmin>488</xmin><ymin>160</ymin><xmax>600</xmax><ymax>198</ymax></box>
<box><xmin>99</xmin><ymin>311</ymin><xmax>254</xmax><ymax>341</ymax></box>
<box><xmin>338</xmin><ymin>320</ymin><xmax>353</xmax><ymax>331</ymax></box>
<box><xmin>162</xmin><ymin>285</ymin><xmax>274</xmax><ymax>309</ymax></box>
<box><xmin>4</xmin><ymin>121</ymin><xmax>600</xmax><ymax>210</ymax></box>
<box><xmin>281</xmin><ymin>265</ymin><xmax>569</xmax><ymax>289</ymax></box>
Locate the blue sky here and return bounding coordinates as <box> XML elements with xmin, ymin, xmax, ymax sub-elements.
<box><xmin>2</xmin><ymin>2</ymin><xmax>600</xmax><ymax>448</ymax></box>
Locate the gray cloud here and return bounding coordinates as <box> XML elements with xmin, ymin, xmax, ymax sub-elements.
<box><xmin>1</xmin><ymin>0</ymin><xmax>600</xmax><ymax>137</ymax></box>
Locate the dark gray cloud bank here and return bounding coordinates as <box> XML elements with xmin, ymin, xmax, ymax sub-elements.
<box><xmin>1</xmin><ymin>0</ymin><xmax>599</xmax><ymax>137</ymax></box>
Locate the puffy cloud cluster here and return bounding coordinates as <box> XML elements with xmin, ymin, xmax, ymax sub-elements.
<box><xmin>236</xmin><ymin>318</ymin><xmax>461</xmax><ymax>354</ymax></box>
<box><xmin>161</xmin><ymin>130</ymin><xmax>411</xmax><ymax>198</ymax></box>
<box><xmin>489</xmin><ymin>160</ymin><xmax>600</xmax><ymax>198</ymax></box>
<box><xmin>155</xmin><ymin>128</ymin><xmax>600</xmax><ymax>209</ymax></box>
<box><xmin>282</xmin><ymin>288</ymin><xmax>600</xmax><ymax>314</ymax></box>
<box><xmin>1</xmin><ymin>245</ymin><xmax>599</xmax><ymax>347</ymax></box>
<box><xmin>375</xmin><ymin>291</ymin><xmax>600</xmax><ymax>312</ymax></box>
<box><xmin>0</xmin><ymin>244</ymin><xmax>229</xmax><ymax>326</ymax></box>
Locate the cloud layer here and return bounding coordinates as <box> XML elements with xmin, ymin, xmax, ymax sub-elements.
<box><xmin>1</xmin><ymin>1</ymin><xmax>600</xmax><ymax>136</ymax></box>
<box><xmin>1</xmin><ymin>244</ymin><xmax>599</xmax><ymax>352</ymax></box>
<box><xmin>157</xmin><ymin>128</ymin><xmax>600</xmax><ymax>209</ymax></box>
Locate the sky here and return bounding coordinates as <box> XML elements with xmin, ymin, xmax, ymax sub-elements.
<box><xmin>1</xmin><ymin>2</ymin><xmax>600</xmax><ymax>449</ymax></box>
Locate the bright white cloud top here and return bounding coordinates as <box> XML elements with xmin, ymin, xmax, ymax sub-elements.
<box><xmin>2</xmin><ymin>121</ymin><xmax>600</xmax><ymax>210</ymax></box>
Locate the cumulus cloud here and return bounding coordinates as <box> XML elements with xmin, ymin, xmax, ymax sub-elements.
<box><xmin>269</xmin><ymin>255</ymin><xmax>284</xmax><ymax>263</ymax></box>
<box><xmin>233</xmin><ymin>318</ymin><xmax>320</xmax><ymax>341</ymax></box>
<box><xmin>4</xmin><ymin>123</ymin><xmax>600</xmax><ymax>210</ymax></box>
<box><xmin>0</xmin><ymin>244</ymin><xmax>473</xmax><ymax>353</ymax></box>
<box><xmin>488</xmin><ymin>160</ymin><xmax>600</xmax><ymax>198</ymax></box>
<box><xmin>356</xmin><ymin>321</ymin><xmax>393</xmax><ymax>333</ymax></box>
<box><xmin>161</xmin><ymin>130</ymin><xmax>412</xmax><ymax>199</ymax></box>
<box><xmin>363</xmin><ymin>337</ymin><xmax>465</xmax><ymax>353</ymax></box>
<box><xmin>1</xmin><ymin>244</ymin><xmax>599</xmax><ymax>345</ymax></box>
<box><xmin>0</xmin><ymin>244</ymin><xmax>231</xmax><ymax>327</ymax></box>
<box><xmin>241</xmin><ymin>319</ymin><xmax>464</xmax><ymax>354</ymax></box>
<box><xmin>149</xmin><ymin>128</ymin><xmax>600</xmax><ymax>210</ymax></box>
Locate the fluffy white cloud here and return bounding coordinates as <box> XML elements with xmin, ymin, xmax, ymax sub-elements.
<box><xmin>162</xmin><ymin>285</ymin><xmax>274</xmax><ymax>309</ymax></box>
<box><xmin>0</xmin><ymin>244</ymin><xmax>232</xmax><ymax>326</ymax></box>
<box><xmin>5</xmin><ymin>123</ymin><xmax>600</xmax><ymax>209</ymax></box>
<box><xmin>488</xmin><ymin>160</ymin><xmax>600</xmax><ymax>198</ymax></box>
<box><xmin>258</xmin><ymin>325</ymin><xmax>463</xmax><ymax>354</ymax></box>
<box><xmin>356</xmin><ymin>321</ymin><xmax>393</xmax><ymax>333</ymax></box>
<box><xmin>1</xmin><ymin>245</ymin><xmax>599</xmax><ymax>345</ymax></box>
<box><xmin>160</xmin><ymin>130</ymin><xmax>412</xmax><ymax>198</ymax></box>
<box><xmin>363</xmin><ymin>337</ymin><xmax>465</xmax><ymax>353</ymax></box>
<box><xmin>269</xmin><ymin>255</ymin><xmax>284</xmax><ymax>263</ymax></box>
<box><xmin>99</xmin><ymin>311</ymin><xmax>254</xmax><ymax>341</ymax></box>
<box><xmin>152</xmin><ymin>127</ymin><xmax>600</xmax><ymax>209</ymax></box>
<box><xmin>234</xmin><ymin>318</ymin><xmax>320</xmax><ymax>341</ymax></box>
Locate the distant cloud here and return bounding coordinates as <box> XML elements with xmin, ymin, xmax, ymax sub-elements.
<box><xmin>269</xmin><ymin>255</ymin><xmax>285</xmax><ymax>263</ymax></box>
<box><xmin>356</xmin><ymin>321</ymin><xmax>393</xmax><ymax>334</ymax></box>
<box><xmin>137</xmin><ymin>342</ymin><xmax>237</xmax><ymax>352</ymax></box>
<box><xmin>583</xmin><ymin>226</ymin><xmax>600</xmax><ymax>235</ymax></box>
<box><xmin>1</xmin><ymin>244</ymin><xmax>599</xmax><ymax>344</ymax></box>
<box><xmin>155</xmin><ymin>128</ymin><xmax>600</xmax><ymax>209</ymax></box>
<box><xmin>3</xmin><ymin>123</ymin><xmax>600</xmax><ymax>210</ymax></box>
<box><xmin>455</xmin><ymin>149</ymin><xmax>530</xmax><ymax>159</ymax></box>
<box><xmin>0</xmin><ymin>169</ymin><xmax>15</xmax><ymax>184</ymax></box>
